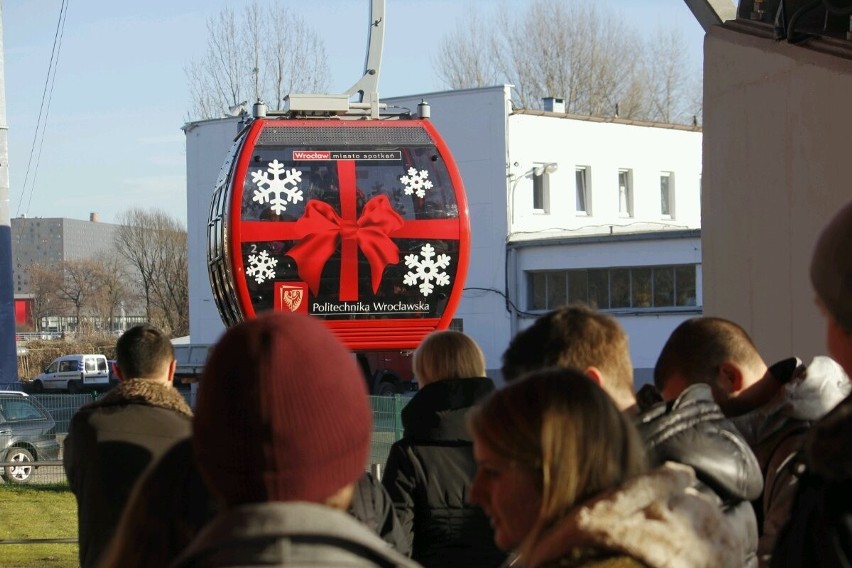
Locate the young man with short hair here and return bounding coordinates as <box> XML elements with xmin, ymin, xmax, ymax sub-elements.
<box><xmin>501</xmin><ymin>304</ymin><xmax>636</xmax><ymax>412</ymax></box>
<box><xmin>64</xmin><ymin>324</ymin><xmax>192</xmax><ymax>568</ymax></box>
<box><xmin>653</xmin><ymin>316</ymin><xmax>848</xmax><ymax>566</ymax></box>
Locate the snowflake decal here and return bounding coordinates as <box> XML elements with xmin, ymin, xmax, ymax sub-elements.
<box><xmin>400</xmin><ymin>167</ymin><xmax>433</xmax><ymax>198</ymax></box>
<box><xmin>403</xmin><ymin>243</ymin><xmax>451</xmax><ymax>296</ymax></box>
<box><xmin>251</xmin><ymin>160</ymin><xmax>303</xmax><ymax>215</ymax></box>
<box><xmin>246</xmin><ymin>250</ymin><xmax>278</xmax><ymax>284</ymax></box>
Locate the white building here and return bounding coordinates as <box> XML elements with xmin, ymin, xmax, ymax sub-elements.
<box><xmin>184</xmin><ymin>85</ymin><xmax>702</xmax><ymax>386</ymax></box>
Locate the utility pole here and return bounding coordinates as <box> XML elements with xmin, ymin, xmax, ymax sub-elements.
<box><xmin>0</xmin><ymin>3</ymin><xmax>20</xmax><ymax>384</ymax></box>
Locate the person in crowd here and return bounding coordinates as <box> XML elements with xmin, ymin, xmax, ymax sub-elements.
<box><xmin>382</xmin><ymin>330</ymin><xmax>506</xmax><ymax>568</ymax></box>
<box><xmin>171</xmin><ymin>311</ymin><xmax>419</xmax><ymax>567</ymax></box>
<box><xmin>500</xmin><ymin>304</ymin><xmax>637</xmax><ymax>413</ymax></box>
<box><xmin>771</xmin><ymin>198</ymin><xmax>852</xmax><ymax>567</ymax></box>
<box><xmin>350</xmin><ymin>471</ymin><xmax>412</xmax><ymax>557</ymax></box>
<box><xmin>100</xmin><ymin>446</ymin><xmax>409</xmax><ymax>568</ymax></box>
<box><xmin>468</xmin><ymin>367</ymin><xmax>742</xmax><ymax>568</ymax></box>
<box><xmin>97</xmin><ymin>439</ymin><xmax>214</xmax><ymax>568</ymax></box>
<box><xmin>501</xmin><ymin>303</ymin><xmax>763</xmax><ymax>567</ymax></box>
<box><xmin>653</xmin><ymin>316</ymin><xmax>849</xmax><ymax>567</ymax></box>
<box><xmin>63</xmin><ymin>324</ymin><xmax>192</xmax><ymax>568</ymax></box>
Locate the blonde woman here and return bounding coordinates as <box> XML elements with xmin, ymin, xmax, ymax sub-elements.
<box><xmin>469</xmin><ymin>368</ymin><xmax>743</xmax><ymax>568</ymax></box>
<box><xmin>382</xmin><ymin>330</ymin><xmax>507</xmax><ymax>568</ymax></box>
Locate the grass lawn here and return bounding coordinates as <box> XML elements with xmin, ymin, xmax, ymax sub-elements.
<box><xmin>0</xmin><ymin>484</ymin><xmax>78</xmax><ymax>568</ymax></box>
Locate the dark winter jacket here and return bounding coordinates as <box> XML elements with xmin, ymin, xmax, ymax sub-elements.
<box><xmin>771</xmin><ymin>392</ymin><xmax>852</xmax><ymax>567</ymax></box>
<box><xmin>732</xmin><ymin>356</ymin><xmax>849</xmax><ymax>566</ymax></box>
<box><xmin>382</xmin><ymin>377</ymin><xmax>507</xmax><ymax>568</ymax></box>
<box><xmin>350</xmin><ymin>471</ymin><xmax>412</xmax><ymax>556</ymax></box>
<box><xmin>63</xmin><ymin>379</ymin><xmax>193</xmax><ymax>568</ymax></box>
<box><xmin>636</xmin><ymin>384</ymin><xmax>764</xmax><ymax>568</ymax></box>
<box><xmin>171</xmin><ymin>502</ymin><xmax>421</xmax><ymax>568</ymax></box>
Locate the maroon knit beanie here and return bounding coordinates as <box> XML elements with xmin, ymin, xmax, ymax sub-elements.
<box><xmin>193</xmin><ymin>311</ymin><xmax>372</xmax><ymax>506</ymax></box>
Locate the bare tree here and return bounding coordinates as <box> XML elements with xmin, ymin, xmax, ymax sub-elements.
<box><xmin>114</xmin><ymin>208</ymin><xmax>189</xmax><ymax>336</ymax></box>
<box><xmin>434</xmin><ymin>1</ymin><xmax>701</xmax><ymax>125</ymax></box>
<box><xmin>115</xmin><ymin>209</ymin><xmax>157</xmax><ymax>322</ymax></box>
<box><xmin>91</xmin><ymin>254</ymin><xmax>132</xmax><ymax>333</ymax></box>
<box><xmin>186</xmin><ymin>61</ymin><xmax>226</xmax><ymax>121</ymax></box>
<box><xmin>26</xmin><ymin>263</ymin><xmax>63</xmax><ymax>332</ymax></box>
<box><xmin>266</xmin><ymin>8</ymin><xmax>330</xmax><ymax>110</ymax></box>
<box><xmin>209</xmin><ymin>6</ymin><xmax>245</xmax><ymax>109</ymax></box>
<box><xmin>243</xmin><ymin>3</ymin><xmax>265</xmax><ymax>104</ymax></box>
<box><xmin>55</xmin><ymin>260</ymin><xmax>102</xmax><ymax>333</ymax></box>
<box><xmin>433</xmin><ymin>10</ymin><xmax>503</xmax><ymax>90</ymax></box>
<box><xmin>186</xmin><ymin>3</ymin><xmax>330</xmax><ymax>120</ymax></box>
<box><xmin>642</xmin><ymin>28</ymin><xmax>701</xmax><ymax>124</ymax></box>
<box><xmin>150</xmin><ymin>222</ymin><xmax>189</xmax><ymax>336</ymax></box>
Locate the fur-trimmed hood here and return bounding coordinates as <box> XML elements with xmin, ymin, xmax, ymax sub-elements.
<box><xmin>524</xmin><ymin>463</ymin><xmax>743</xmax><ymax>568</ymax></box>
<box><xmin>82</xmin><ymin>379</ymin><xmax>193</xmax><ymax>418</ymax></box>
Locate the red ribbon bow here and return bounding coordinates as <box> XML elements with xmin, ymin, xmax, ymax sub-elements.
<box><xmin>286</xmin><ymin>195</ymin><xmax>404</xmax><ymax>301</ymax></box>
<box><xmin>238</xmin><ymin>159</ymin><xmax>459</xmax><ymax>307</ymax></box>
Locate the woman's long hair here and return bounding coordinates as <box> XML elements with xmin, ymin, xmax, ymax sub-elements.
<box><xmin>468</xmin><ymin>367</ymin><xmax>647</xmax><ymax>558</ymax></box>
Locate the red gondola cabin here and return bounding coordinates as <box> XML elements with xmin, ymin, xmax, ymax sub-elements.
<box><xmin>208</xmin><ymin>117</ymin><xmax>471</xmax><ymax>350</ymax></box>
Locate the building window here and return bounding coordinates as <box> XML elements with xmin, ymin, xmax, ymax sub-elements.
<box><xmin>528</xmin><ymin>271</ymin><xmax>567</xmax><ymax>310</ymax></box>
<box><xmin>618</xmin><ymin>169</ymin><xmax>633</xmax><ymax>217</ymax></box>
<box><xmin>660</xmin><ymin>172</ymin><xmax>674</xmax><ymax>218</ymax></box>
<box><xmin>532</xmin><ymin>171</ymin><xmax>546</xmax><ymax>211</ymax></box>
<box><xmin>527</xmin><ymin>264</ymin><xmax>699</xmax><ymax>311</ymax></box>
<box><xmin>530</xmin><ymin>163</ymin><xmax>558</xmax><ymax>213</ymax></box>
<box><xmin>575</xmin><ymin>166</ymin><xmax>590</xmax><ymax>214</ymax></box>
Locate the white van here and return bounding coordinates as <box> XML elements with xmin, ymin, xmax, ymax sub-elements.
<box><xmin>32</xmin><ymin>354</ymin><xmax>110</xmax><ymax>393</ymax></box>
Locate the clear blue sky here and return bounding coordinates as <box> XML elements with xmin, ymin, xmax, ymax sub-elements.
<box><xmin>2</xmin><ymin>0</ymin><xmax>706</xmax><ymax>225</ymax></box>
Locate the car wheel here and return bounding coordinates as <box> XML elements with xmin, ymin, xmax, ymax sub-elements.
<box><xmin>3</xmin><ymin>448</ymin><xmax>34</xmax><ymax>484</ymax></box>
<box><xmin>377</xmin><ymin>381</ymin><xmax>398</xmax><ymax>396</ymax></box>
<box><xmin>32</xmin><ymin>380</ymin><xmax>45</xmax><ymax>393</ymax></box>
<box><xmin>67</xmin><ymin>380</ymin><xmax>82</xmax><ymax>394</ymax></box>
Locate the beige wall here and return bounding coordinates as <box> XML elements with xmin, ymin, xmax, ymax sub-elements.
<box><xmin>703</xmin><ymin>24</ymin><xmax>852</xmax><ymax>363</ymax></box>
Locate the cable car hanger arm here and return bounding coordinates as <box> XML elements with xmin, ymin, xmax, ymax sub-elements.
<box><xmin>345</xmin><ymin>0</ymin><xmax>385</xmax><ymax>114</ymax></box>
<box><xmin>281</xmin><ymin>0</ymin><xmax>386</xmax><ymax>119</ymax></box>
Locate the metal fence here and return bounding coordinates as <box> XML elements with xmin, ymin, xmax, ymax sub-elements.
<box><xmin>1</xmin><ymin>388</ymin><xmax>410</xmax><ymax>485</ymax></box>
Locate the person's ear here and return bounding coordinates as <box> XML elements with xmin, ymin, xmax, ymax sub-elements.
<box><xmin>166</xmin><ymin>359</ymin><xmax>177</xmax><ymax>384</ymax></box>
<box><xmin>584</xmin><ymin>366</ymin><xmax>603</xmax><ymax>386</ymax></box>
<box><xmin>659</xmin><ymin>374</ymin><xmax>688</xmax><ymax>401</ymax></box>
<box><xmin>718</xmin><ymin>361</ymin><xmax>744</xmax><ymax>394</ymax></box>
<box><xmin>115</xmin><ymin>366</ymin><xmax>126</xmax><ymax>383</ymax></box>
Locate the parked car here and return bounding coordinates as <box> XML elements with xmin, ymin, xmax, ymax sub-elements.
<box><xmin>0</xmin><ymin>391</ymin><xmax>61</xmax><ymax>484</ymax></box>
<box><xmin>31</xmin><ymin>354</ymin><xmax>110</xmax><ymax>393</ymax></box>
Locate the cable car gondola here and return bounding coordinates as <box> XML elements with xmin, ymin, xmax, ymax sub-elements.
<box><xmin>207</xmin><ymin>1</ymin><xmax>470</xmax><ymax>350</ymax></box>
